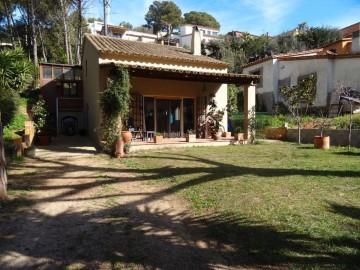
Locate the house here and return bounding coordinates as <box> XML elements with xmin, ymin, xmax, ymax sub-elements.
<box><xmin>177</xmin><ymin>24</ymin><xmax>220</xmax><ymax>48</ymax></box>
<box><xmin>242</xmin><ymin>26</ymin><xmax>360</xmax><ymax>113</ymax></box>
<box><xmin>100</xmin><ymin>25</ymin><xmax>158</xmax><ymax>43</ymax></box>
<box><xmin>81</xmin><ymin>27</ymin><xmax>260</xmax><ymax>144</ymax></box>
<box><xmin>39</xmin><ymin>63</ymin><xmax>84</xmax><ymax>135</ymax></box>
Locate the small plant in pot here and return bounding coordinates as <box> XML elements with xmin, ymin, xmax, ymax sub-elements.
<box><xmin>234</xmin><ymin>127</ymin><xmax>244</xmax><ymax>141</ymax></box>
<box><xmin>186</xmin><ymin>129</ymin><xmax>196</xmax><ymax>142</ymax></box>
<box><xmin>31</xmin><ymin>99</ymin><xmax>52</xmax><ymax>145</ymax></box>
<box><xmin>24</xmin><ymin>144</ymin><xmax>36</xmax><ymax>158</ymax></box>
<box><xmin>207</xmin><ymin>99</ymin><xmax>225</xmax><ymax>140</ymax></box>
<box><xmin>154</xmin><ymin>132</ymin><xmax>163</xmax><ymax>144</ymax></box>
<box><xmin>314</xmin><ymin>115</ymin><xmax>332</xmax><ymax>150</ymax></box>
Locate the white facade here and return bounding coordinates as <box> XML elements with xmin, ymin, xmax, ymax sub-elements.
<box><xmin>243</xmin><ymin>52</ymin><xmax>360</xmax><ymax>112</ymax></box>
<box><xmin>178</xmin><ymin>24</ymin><xmax>220</xmax><ymax>48</ymax></box>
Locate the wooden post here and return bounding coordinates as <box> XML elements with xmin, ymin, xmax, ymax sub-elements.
<box><xmin>244</xmin><ymin>83</ymin><xmax>256</xmax><ymax>142</ymax></box>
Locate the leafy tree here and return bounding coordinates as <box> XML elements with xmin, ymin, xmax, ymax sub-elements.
<box><xmin>271</xmin><ymin>30</ymin><xmax>302</xmax><ymax>53</ymax></box>
<box><xmin>119</xmin><ymin>21</ymin><xmax>133</xmax><ymax>30</ymax></box>
<box><xmin>278</xmin><ymin>75</ymin><xmax>317</xmax><ymax>144</ymax></box>
<box><xmin>183</xmin><ymin>11</ymin><xmax>220</xmax><ymax>29</ymax></box>
<box><xmin>145</xmin><ymin>0</ymin><xmax>182</xmax><ymax>35</ymax></box>
<box><xmin>0</xmin><ymin>48</ymin><xmax>32</xmax><ymax>205</ymax></box>
<box><xmin>87</xmin><ymin>17</ymin><xmax>102</xmax><ymax>23</ymax></box>
<box><xmin>205</xmin><ymin>36</ymin><xmax>246</xmax><ymax>73</ymax></box>
<box><xmin>297</xmin><ymin>23</ymin><xmax>342</xmax><ymax>50</ymax></box>
<box><xmin>241</xmin><ymin>33</ymin><xmax>275</xmax><ymax>62</ymax></box>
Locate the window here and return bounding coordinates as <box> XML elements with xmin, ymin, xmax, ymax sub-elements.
<box><xmin>64</xmin><ymin>68</ymin><xmax>74</xmax><ymax>80</ymax></box>
<box><xmin>212</xmin><ymin>31</ymin><xmax>218</xmax><ymax>36</ymax></box>
<box><xmin>54</xmin><ymin>68</ymin><xmax>63</xmax><ymax>80</ymax></box>
<box><xmin>43</xmin><ymin>67</ymin><xmax>52</xmax><ymax>79</ymax></box>
<box><xmin>63</xmin><ymin>82</ymin><xmax>77</xmax><ymax>97</ymax></box>
<box><xmin>207</xmin><ymin>30</ymin><xmax>211</xmax><ymax>35</ymax></box>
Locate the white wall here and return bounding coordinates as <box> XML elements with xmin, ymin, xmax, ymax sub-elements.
<box><xmin>333</xmin><ymin>58</ymin><xmax>360</xmax><ymax>89</ymax></box>
<box><xmin>278</xmin><ymin>58</ymin><xmax>331</xmax><ymax>106</ymax></box>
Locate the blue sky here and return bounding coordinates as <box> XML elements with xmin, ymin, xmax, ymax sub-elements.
<box><xmin>86</xmin><ymin>0</ymin><xmax>360</xmax><ymax>36</ymax></box>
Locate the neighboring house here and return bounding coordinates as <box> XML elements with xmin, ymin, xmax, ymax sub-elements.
<box><xmin>39</xmin><ymin>63</ymin><xmax>84</xmax><ymax>135</ymax></box>
<box><xmin>100</xmin><ymin>25</ymin><xmax>158</xmax><ymax>43</ymax></box>
<box><xmin>227</xmin><ymin>31</ymin><xmax>268</xmax><ymax>39</ymax></box>
<box><xmin>178</xmin><ymin>24</ymin><xmax>220</xmax><ymax>48</ymax></box>
<box><xmin>242</xmin><ymin>28</ymin><xmax>360</xmax><ymax>113</ymax></box>
<box><xmin>82</xmin><ymin>28</ymin><xmax>259</xmax><ymax>143</ymax></box>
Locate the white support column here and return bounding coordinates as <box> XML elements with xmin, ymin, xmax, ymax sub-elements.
<box><xmin>244</xmin><ymin>83</ymin><xmax>256</xmax><ymax>141</ymax></box>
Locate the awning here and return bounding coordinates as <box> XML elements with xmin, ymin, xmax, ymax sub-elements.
<box><xmin>101</xmin><ymin>63</ymin><xmax>261</xmax><ymax>85</ymax></box>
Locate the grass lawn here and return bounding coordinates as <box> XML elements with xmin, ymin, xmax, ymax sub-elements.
<box><xmin>123</xmin><ymin>142</ymin><xmax>360</xmax><ymax>270</ymax></box>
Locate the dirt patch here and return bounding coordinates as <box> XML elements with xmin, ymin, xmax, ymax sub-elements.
<box><xmin>0</xmin><ymin>141</ymin><xmax>267</xmax><ymax>270</ymax></box>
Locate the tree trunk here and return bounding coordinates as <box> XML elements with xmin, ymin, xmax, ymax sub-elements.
<box><xmin>60</xmin><ymin>0</ymin><xmax>72</xmax><ymax>64</ymax></box>
<box><xmin>75</xmin><ymin>0</ymin><xmax>82</xmax><ymax>64</ymax></box>
<box><xmin>4</xmin><ymin>0</ymin><xmax>15</xmax><ymax>46</ymax></box>
<box><xmin>0</xmin><ymin>109</ymin><xmax>8</xmax><ymax>204</ymax></box>
<box><xmin>297</xmin><ymin>124</ymin><xmax>301</xmax><ymax>144</ymax></box>
<box><xmin>37</xmin><ymin>23</ymin><xmax>47</xmax><ymax>62</ymax></box>
<box><xmin>29</xmin><ymin>0</ymin><xmax>38</xmax><ymax>65</ymax></box>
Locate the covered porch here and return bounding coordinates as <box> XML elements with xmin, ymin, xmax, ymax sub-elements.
<box><xmin>104</xmin><ymin>63</ymin><xmax>261</xmax><ymax>141</ymax></box>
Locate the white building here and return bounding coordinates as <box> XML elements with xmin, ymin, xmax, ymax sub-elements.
<box><xmin>177</xmin><ymin>24</ymin><xmax>220</xmax><ymax>48</ymax></box>
<box><xmin>242</xmin><ymin>31</ymin><xmax>360</xmax><ymax>113</ymax></box>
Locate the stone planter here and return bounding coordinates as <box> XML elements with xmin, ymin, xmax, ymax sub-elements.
<box><xmin>186</xmin><ymin>134</ymin><xmax>196</xmax><ymax>142</ymax></box>
<box><xmin>314</xmin><ymin>135</ymin><xmax>330</xmax><ymax>150</ymax></box>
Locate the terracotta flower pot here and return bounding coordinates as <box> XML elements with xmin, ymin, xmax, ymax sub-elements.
<box><xmin>37</xmin><ymin>135</ymin><xmax>51</xmax><ymax>145</ymax></box>
<box><xmin>122</xmin><ymin>131</ymin><xmax>132</xmax><ymax>143</ymax></box>
<box><xmin>154</xmin><ymin>135</ymin><xmax>163</xmax><ymax>144</ymax></box>
<box><xmin>114</xmin><ymin>139</ymin><xmax>124</xmax><ymax>158</ymax></box>
<box><xmin>186</xmin><ymin>134</ymin><xmax>196</xmax><ymax>142</ymax></box>
<box><xmin>314</xmin><ymin>135</ymin><xmax>330</xmax><ymax>150</ymax></box>
<box><xmin>234</xmin><ymin>133</ymin><xmax>244</xmax><ymax>141</ymax></box>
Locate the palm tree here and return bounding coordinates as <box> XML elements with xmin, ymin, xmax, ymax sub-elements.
<box><xmin>0</xmin><ymin>48</ymin><xmax>32</xmax><ymax>205</ymax></box>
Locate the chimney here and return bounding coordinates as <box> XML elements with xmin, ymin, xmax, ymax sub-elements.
<box><xmin>191</xmin><ymin>26</ymin><xmax>201</xmax><ymax>55</ymax></box>
<box><xmin>352</xmin><ymin>30</ymin><xmax>360</xmax><ymax>53</ymax></box>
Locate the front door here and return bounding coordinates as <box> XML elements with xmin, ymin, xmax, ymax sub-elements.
<box><xmin>156</xmin><ymin>99</ymin><xmax>181</xmax><ymax>137</ymax></box>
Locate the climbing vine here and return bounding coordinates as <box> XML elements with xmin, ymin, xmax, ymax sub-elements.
<box><xmin>99</xmin><ymin>65</ymin><xmax>131</xmax><ymax>153</ymax></box>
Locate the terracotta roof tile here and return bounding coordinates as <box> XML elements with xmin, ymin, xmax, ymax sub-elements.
<box><xmin>242</xmin><ymin>48</ymin><xmax>337</xmax><ymax>68</ymax></box>
<box><xmin>85</xmin><ymin>34</ymin><xmax>227</xmax><ymax>67</ymax></box>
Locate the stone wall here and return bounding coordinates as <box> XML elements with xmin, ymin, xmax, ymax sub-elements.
<box><xmin>286</xmin><ymin>128</ymin><xmax>360</xmax><ymax>147</ymax></box>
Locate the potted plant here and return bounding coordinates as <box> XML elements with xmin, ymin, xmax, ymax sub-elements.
<box><xmin>24</xmin><ymin>145</ymin><xmax>36</xmax><ymax>158</ymax></box>
<box><xmin>186</xmin><ymin>129</ymin><xmax>196</xmax><ymax>142</ymax></box>
<box><xmin>233</xmin><ymin>127</ymin><xmax>244</xmax><ymax>141</ymax></box>
<box><xmin>207</xmin><ymin>99</ymin><xmax>225</xmax><ymax>140</ymax></box>
<box><xmin>154</xmin><ymin>132</ymin><xmax>163</xmax><ymax>144</ymax></box>
<box><xmin>314</xmin><ymin>116</ymin><xmax>332</xmax><ymax>150</ymax></box>
<box><xmin>31</xmin><ymin>99</ymin><xmax>52</xmax><ymax>145</ymax></box>
<box><xmin>98</xmin><ymin>65</ymin><xmax>131</xmax><ymax>156</ymax></box>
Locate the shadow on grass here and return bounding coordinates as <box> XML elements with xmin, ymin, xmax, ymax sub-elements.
<box><xmin>1</xmin><ymin>145</ymin><xmax>359</xmax><ymax>269</ymax></box>
<box><xmin>334</xmin><ymin>151</ymin><xmax>360</xmax><ymax>156</ymax></box>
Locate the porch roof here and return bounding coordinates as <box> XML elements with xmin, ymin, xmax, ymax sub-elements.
<box><xmin>101</xmin><ymin>63</ymin><xmax>261</xmax><ymax>85</ymax></box>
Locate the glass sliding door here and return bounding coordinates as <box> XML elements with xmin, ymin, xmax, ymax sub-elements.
<box><xmin>183</xmin><ymin>98</ymin><xmax>195</xmax><ymax>134</ymax></box>
<box><xmin>155</xmin><ymin>99</ymin><xmax>181</xmax><ymax>137</ymax></box>
<box><xmin>144</xmin><ymin>97</ymin><xmax>154</xmax><ymax>132</ymax></box>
